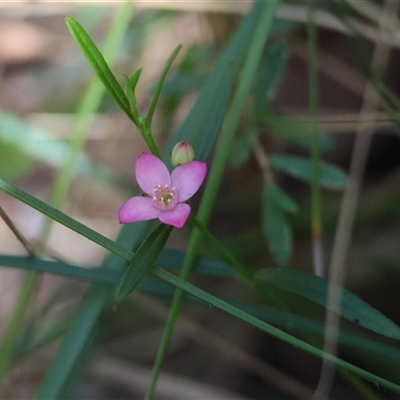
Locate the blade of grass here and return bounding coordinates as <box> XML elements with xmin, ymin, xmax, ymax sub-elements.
<box><xmin>0</xmin><ymin>178</ymin><xmax>132</xmax><ymax>261</ymax></box>
<box><xmin>151</xmin><ymin>266</ymin><xmax>400</xmax><ymax>393</ymax></box>
<box><xmin>4</xmin><ymin>254</ymin><xmax>400</xmax><ymax>370</ymax></box>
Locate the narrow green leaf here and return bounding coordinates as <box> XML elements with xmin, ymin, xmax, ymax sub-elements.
<box><xmin>65</xmin><ymin>18</ymin><xmax>132</xmax><ymax>121</ymax></box>
<box><xmin>164</xmin><ymin>60</ymin><xmax>233</xmax><ymax>165</ymax></box>
<box><xmin>255</xmin><ymin>267</ymin><xmax>400</xmax><ymax>340</ymax></box>
<box><xmin>0</xmin><ymin>249</ymin><xmax>235</xmax><ymax>283</ymax></box>
<box><xmin>270</xmin><ymin>154</ymin><xmax>348</xmax><ymax>189</ymax></box>
<box><xmin>253</xmin><ymin>42</ymin><xmax>289</xmax><ymax>119</ymax></box>
<box><xmin>262</xmin><ymin>184</ymin><xmax>293</xmax><ymax>265</ymax></box>
<box><xmin>146</xmin><ymin>45</ymin><xmax>182</xmax><ymax>129</ymax></box>
<box><xmin>0</xmin><ymin>178</ymin><xmax>133</xmax><ymax>262</ymax></box>
<box><xmin>152</xmin><ymin>266</ymin><xmax>400</xmax><ymax>393</ymax></box>
<box><xmin>230</xmin><ymin>128</ymin><xmax>257</xmax><ymax>168</ymax></box>
<box><xmin>262</xmin><ymin>113</ymin><xmax>335</xmax><ymax>151</ymax></box>
<box><xmin>114</xmin><ymin>224</ymin><xmax>173</xmax><ymax>305</ymax></box>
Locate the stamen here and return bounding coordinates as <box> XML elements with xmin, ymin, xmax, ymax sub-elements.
<box><xmin>152</xmin><ymin>184</ymin><xmax>178</xmax><ymax>211</ymax></box>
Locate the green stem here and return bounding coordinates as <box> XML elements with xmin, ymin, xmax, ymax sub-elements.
<box><xmin>144</xmin><ymin>2</ymin><xmax>279</xmax><ymax>398</ymax></box>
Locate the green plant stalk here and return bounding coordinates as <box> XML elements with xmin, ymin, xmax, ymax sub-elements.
<box><xmin>0</xmin><ymin>2</ymin><xmax>134</xmax><ymax>393</ymax></box>
<box><xmin>307</xmin><ymin>0</ymin><xmax>323</xmax><ymax>277</ymax></box>
<box><xmin>144</xmin><ymin>2</ymin><xmax>280</xmax><ymax>398</ymax></box>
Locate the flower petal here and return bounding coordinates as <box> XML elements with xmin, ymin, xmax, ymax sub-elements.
<box><xmin>158</xmin><ymin>203</ymin><xmax>190</xmax><ymax>229</ymax></box>
<box><xmin>171</xmin><ymin>161</ymin><xmax>207</xmax><ymax>202</ymax></box>
<box><xmin>136</xmin><ymin>153</ymin><xmax>171</xmax><ymax>195</ymax></box>
<box><xmin>119</xmin><ymin>196</ymin><xmax>160</xmax><ymax>224</ymax></box>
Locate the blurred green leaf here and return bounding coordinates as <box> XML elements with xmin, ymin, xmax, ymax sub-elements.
<box><xmin>164</xmin><ymin>0</ymin><xmax>272</xmax><ymax>164</ymax></box>
<box><xmin>256</xmin><ymin>267</ymin><xmax>400</xmax><ymax>340</ymax></box>
<box><xmin>0</xmin><ymin>249</ymin><xmax>235</xmax><ymax>283</ymax></box>
<box><xmin>160</xmin><ymin>72</ymin><xmax>207</xmax><ymax>97</ymax></box>
<box><xmin>230</xmin><ymin>128</ymin><xmax>257</xmax><ymax>168</ymax></box>
<box><xmin>114</xmin><ymin>224</ymin><xmax>172</xmax><ymax>305</ymax></box>
<box><xmin>146</xmin><ymin>44</ymin><xmax>182</xmax><ymax>130</ymax></box>
<box><xmin>267</xmin><ymin>184</ymin><xmax>299</xmax><ymax>214</ymax></box>
<box><xmin>270</xmin><ymin>154</ymin><xmax>348</xmax><ymax>189</ymax></box>
<box><xmin>164</xmin><ymin>61</ymin><xmax>233</xmax><ymax>165</ymax></box>
<box><xmin>0</xmin><ymin>109</ymin><xmax>122</xmax><ymax>187</ymax></box>
<box><xmin>262</xmin><ymin>184</ymin><xmax>293</xmax><ymax>265</ymax></box>
<box><xmin>253</xmin><ymin>43</ymin><xmax>289</xmax><ymax>119</ymax></box>
<box><xmin>263</xmin><ymin>113</ymin><xmax>335</xmax><ymax>151</ymax></box>
<box><xmin>153</xmin><ymin>265</ymin><xmax>400</xmax><ymax>393</ymax></box>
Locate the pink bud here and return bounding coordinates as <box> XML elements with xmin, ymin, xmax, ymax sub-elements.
<box><xmin>170</xmin><ymin>141</ymin><xmax>195</xmax><ymax>167</ymax></box>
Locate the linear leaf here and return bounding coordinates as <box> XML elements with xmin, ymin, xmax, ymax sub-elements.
<box><xmin>65</xmin><ymin>18</ymin><xmax>132</xmax><ymax>122</ymax></box>
<box><xmin>114</xmin><ymin>224</ymin><xmax>172</xmax><ymax>305</ymax></box>
<box><xmin>256</xmin><ymin>267</ymin><xmax>400</xmax><ymax>340</ymax></box>
<box><xmin>152</xmin><ymin>266</ymin><xmax>400</xmax><ymax>393</ymax></box>
<box><xmin>0</xmin><ymin>249</ymin><xmax>234</xmax><ymax>283</ymax></box>
<box><xmin>0</xmin><ymin>178</ymin><xmax>132</xmax><ymax>262</ymax></box>
<box><xmin>270</xmin><ymin>154</ymin><xmax>348</xmax><ymax>190</ymax></box>
<box><xmin>6</xmin><ymin>253</ymin><xmax>400</xmax><ymax>372</ymax></box>
<box><xmin>164</xmin><ymin>61</ymin><xmax>233</xmax><ymax>165</ymax></box>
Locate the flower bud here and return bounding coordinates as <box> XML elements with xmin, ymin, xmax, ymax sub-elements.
<box><xmin>171</xmin><ymin>141</ymin><xmax>195</xmax><ymax>167</ymax></box>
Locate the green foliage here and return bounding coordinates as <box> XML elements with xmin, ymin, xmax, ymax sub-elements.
<box><xmin>253</xmin><ymin>43</ymin><xmax>289</xmax><ymax>120</ymax></box>
<box><xmin>256</xmin><ymin>267</ymin><xmax>400</xmax><ymax>340</ymax></box>
<box><xmin>270</xmin><ymin>154</ymin><xmax>348</xmax><ymax>189</ymax></box>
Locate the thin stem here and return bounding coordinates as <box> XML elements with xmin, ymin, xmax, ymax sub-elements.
<box><xmin>144</xmin><ymin>2</ymin><xmax>279</xmax><ymax>398</ymax></box>
<box><xmin>307</xmin><ymin>0</ymin><xmax>324</xmax><ymax>278</ymax></box>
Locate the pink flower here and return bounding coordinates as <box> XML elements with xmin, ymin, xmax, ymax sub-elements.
<box><xmin>119</xmin><ymin>153</ymin><xmax>207</xmax><ymax>229</ymax></box>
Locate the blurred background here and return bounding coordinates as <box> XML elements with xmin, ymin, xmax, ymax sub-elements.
<box><xmin>1</xmin><ymin>1</ymin><xmax>400</xmax><ymax>399</ymax></box>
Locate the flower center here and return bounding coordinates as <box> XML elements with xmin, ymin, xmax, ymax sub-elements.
<box><xmin>152</xmin><ymin>184</ymin><xmax>178</xmax><ymax>211</ymax></box>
